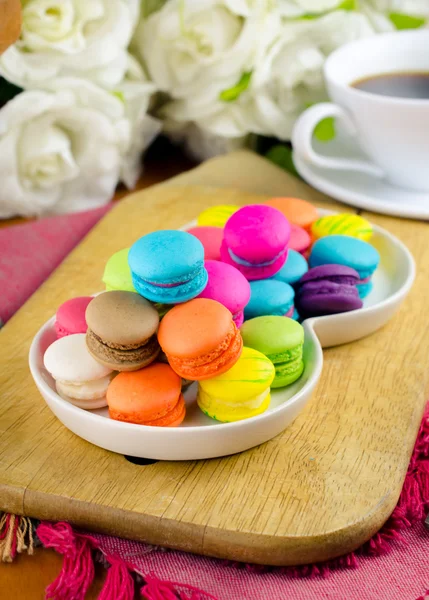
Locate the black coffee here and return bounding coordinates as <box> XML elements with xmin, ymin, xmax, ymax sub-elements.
<box><xmin>352</xmin><ymin>72</ymin><xmax>429</xmax><ymax>99</ymax></box>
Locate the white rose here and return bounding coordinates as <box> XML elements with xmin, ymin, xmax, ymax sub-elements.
<box><xmin>0</xmin><ymin>0</ymin><xmax>140</xmax><ymax>90</ymax></box>
<box><xmin>163</xmin><ymin>9</ymin><xmax>375</xmax><ymax>141</ymax></box>
<box><xmin>164</xmin><ymin>119</ymin><xmax>249</xmax><ymax>161</ymax></box>
<box><xmin>0</xmin><ymin>78</ymin><xmax>159</xmax><ymax>218</ymax></box>
<box><xmin>363</xmin><ymin>0</ymin><xmax>429</xmax><ymax>15</ymax></box>
<box><xmin>114</xmin><ymin>55</ymin><xmax>162</xmax><ymax>188</ymax></box>
<box><xmin>360</xmin><ymin>0</ymin><xmax>429</xmax><ymax>30</ymax></box>
<box><xmin>135</xmin><ymin>0</ymin><xmax>281</xmax><ymax>104</ymax></box>
<box><xmin>163</xmin><ymin>92</ymin><xmax>259</xmax><ymax>138</ymax></box>
<box><xmin>246</xmin><ymin>10</ymin><xmax>375</xmax><ymax>139</ymax></box>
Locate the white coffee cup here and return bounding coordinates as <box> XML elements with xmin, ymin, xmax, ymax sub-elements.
<box><xmin>292</xmin><ymin>30</ymin><xmax>429</xmax><ymax>193</ymax></box>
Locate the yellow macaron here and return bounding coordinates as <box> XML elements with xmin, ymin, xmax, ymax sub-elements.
<box><xmin>311</xmin><ymin>213</ymin><xmax>373</xmax><ymax>241</ymax></box>
<box><xmin>197</xmin><ymin>347</ymin><xmax>275</xmax><ymax>422</ymax></box>
<box><xmin>197</xmin><ymin>205</ymin><xmax>240</xmax><ymax>228</ymax></box>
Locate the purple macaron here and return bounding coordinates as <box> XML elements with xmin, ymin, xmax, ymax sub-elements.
<box><xmin>296</xmin><ymin>264</ymin><xmax>363</xmax><ymax>318</ymax></box>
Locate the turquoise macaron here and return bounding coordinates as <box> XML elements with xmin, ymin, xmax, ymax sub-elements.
<box><xmin>241</xmin><ymin>316</ymin><xmax>305</xmax><ymax>388</ymax></box>
<box><xmin>128</xmin><ymin>230</ymin><xmax>208</xmax><ymax>304</ymax></box>
<box><xmin>309</xmin><ymin>235</ymin><xmax>380</xmax><ymax>299</ymax></box>
<box><xmin>272</xmin><ymin>249</ymin><xmax>308</xmax><ymax>286</ymax></box>
<box><xmin>244</xmin><ymin>279</ymin><xmax>296</xmax><ymax>321</ymax></box>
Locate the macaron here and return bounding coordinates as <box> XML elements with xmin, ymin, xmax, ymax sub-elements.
<box><xmin>197</xmin><ymin>205</ymin><xmax>239</xmax><ymax>227</ymax></box>
<box><xmin>244</xmin><ymin>279</ymin><xmax>296</xmax><ymax>321</ymax></box>
<box><xmin>158</xmin><ymin>298</ymin><xmax>243</xmax><ymax>381</ymax></box>
<box><xmin>186</xmin><ymin>226</ymin><xmax>223</xmax><ymax>261</ymax></box>
<box><xmin>289</xmin><ymin>224</ymin><xmax>311</xmax><ymax>254</ymax></box>
<box><xmin>44</xmin><ymin>334</ymin><xmax>114</xmax><ymax>409</ymax></box>
<box><xmin>197</xmin><ymin>260</ymin><xmax>251</xmax><ymax>328</ymax></box>
<box><xmin>272</xmin><ymin>249</ymin><xmax>308</xmax><ymax>286</ymax></box>
<box><xmin>265</xmin><ymin>197</ymin><xmax>318</xmax><ymax>231</ymax></box>
<box><xmin>107</xmin><ymin>363</ymin><xmax>185</xmax><ymax>427</ymax></box>
<box><xmin>197</xmin><ymin>347</ymin><xmax>275</xmax><ymax>423</ymax></box>
<box><xmin>85</xmin><ymin>291</ymin><xmax>160</xmax><ymax>371</ymax></box>
<box><xmin>311</xmin><ymin>213</ymin><xmax>373</xmax><ymax>242</ymax></box>
<box><xmin>296</xmin><ymin>265</ymin><xmax>363</xmax><ymax>318</ymax></box>
<box><xmin>128</xmin><ymin>230</ymin><xmax>208</xmax><ymax>304</ymax></box>
<box><xmin>102</xmin><ymin>248</ymin><xmax>135</xmax><ymax>292</ymax></box>
<box><xmin>309</xmin><ymin>235</ymin><xmax>380</xmax><ymax>298</ymax></box>
<box><xmin>241</xmin><ymin>316</ymin><xmax>305</xmax><ymax>388</ymax></box>
<box><xmin>158</xmin><ymin>351</ymin><xmax>193</xmax><ymax>390</ymax></box>
<box><xmin>55</xmin><ymin>296</ymin><xmax>92</xmax><ymax>339</ymax></box>
<box><xmin>220</xmin><ymin>205</ymin><xmax>291</xmax><ymax>280</ymax></box>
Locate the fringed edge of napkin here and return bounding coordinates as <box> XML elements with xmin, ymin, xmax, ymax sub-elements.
<box><xmin>0</xmin><ymin>514</ymin><xmax>34</xmax><ymax>562</ymax></box>
<box><xmin>2</xmin><ymin>405</ymin><xmax>429</xmax><ymax>600</ymax></box>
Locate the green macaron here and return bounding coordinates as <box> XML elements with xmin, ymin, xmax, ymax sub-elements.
<box><xmin>102</xmin><ymin>248</ymin><xmax>135</xmax><ymax>293</ymax></box>
<box><xmin>240</xmin><ymin>316</ymin><xmax>305</xmax><ymax>388</ymax></box>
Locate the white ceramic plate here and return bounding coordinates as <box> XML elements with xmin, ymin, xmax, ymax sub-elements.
<box><xmin>29</xmin><ymin>212</ymin><xmax>415</xmax><ymax>460</ymax></box>
<box><xmin>294</xmin><ymin>135</ymin><xmax>429</xmax><ymax>220</ymax></box>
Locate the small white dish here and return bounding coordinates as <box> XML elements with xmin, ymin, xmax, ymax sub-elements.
<box><xmin>294</xmin><ymin>135</ymin><xmax>429</xmax><ymax>220</ymax></box>
<box><xmin>29</xmin><ymin>319</ymin><xmax>322</xmax><ymax>461</ymax></box>
<box><xmin>29</xmin><ymin>212</ymin><xmax>415</xmax><ymax>461</ymax></box>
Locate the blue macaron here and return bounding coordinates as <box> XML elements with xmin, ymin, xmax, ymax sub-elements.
<box><xmin>309</xmin><ymin>235</ymin><xmax>379</xmax><ymax>299</ymax></box>
<box><xmin>244</xmin><ymin>279</ymin><xmax>296</xmax><ymax>321</ymax></box>
<box><xmin>128</xmin><ymin>230</ymin><xmax>208</xmax><ymax>303</ymax></box>
<box><xmin>272</xmin><ymin>249</ymin><xmax>308</xmax><ymax>286</ymax></box>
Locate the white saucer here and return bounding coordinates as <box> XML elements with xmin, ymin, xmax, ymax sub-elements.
<box><xmin>293</xmin><ymin>135</ymin><xmax>429</xmax><ymax>220</ymax></box>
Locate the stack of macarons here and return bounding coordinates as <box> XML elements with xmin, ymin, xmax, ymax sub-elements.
<box><xmin>43</xmin><ymin>197</ymin><xmax>380</xmax><ymax>428</ymax></box>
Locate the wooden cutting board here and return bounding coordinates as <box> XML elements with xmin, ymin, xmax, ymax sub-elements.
<box><xmin>0</xmin><ymin>183</ymin><xmax>427</xmax><ymax>566</ymax></box>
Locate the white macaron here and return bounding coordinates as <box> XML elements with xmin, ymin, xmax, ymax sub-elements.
<box><xmin>44</xmin><ymin>334</ymin><xmax>114</xmax><ymax>410</ymax></box>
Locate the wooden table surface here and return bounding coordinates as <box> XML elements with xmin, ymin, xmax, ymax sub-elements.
<box><xmin>0</xmin><ymin>143</ymin><xmax>194</xmax><ymax>600</ymax></box>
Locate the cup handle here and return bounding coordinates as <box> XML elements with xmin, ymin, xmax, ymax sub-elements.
<box><xmin>292</xmin><ymin>103</ymin><xmax>384</xmax><ymax>179</ymax></box>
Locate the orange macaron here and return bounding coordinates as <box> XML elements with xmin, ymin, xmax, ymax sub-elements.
<box><xmin>107</xmin><ymin>363</ymin><xmax>185</xmax><ymax>427</ymax></box>
<box><xmin>158</xmin><ymin>298</ymin><xmax>243</xmax><ymax>381</ymax></box>
<box><xmin>265</xmin><ymin>197</ymin><xmax>318</xmax><ymax>231</ymax></box>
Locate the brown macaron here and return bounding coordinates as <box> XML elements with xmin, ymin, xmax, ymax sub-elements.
<box><xmin>85</xmin><ymin>291</ymin><xmax>160</xmax><ymax>371</ymax></box>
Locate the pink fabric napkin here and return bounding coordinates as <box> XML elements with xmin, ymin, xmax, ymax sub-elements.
<box><xmin>0</xmin><ymin>205</ymin><xmax>111</xmax><ymax>325</ymax></box>
<box><xmin>91</xmin><ymin>524</ymin><xmax>429</xmax><ymax>600</ymax></box>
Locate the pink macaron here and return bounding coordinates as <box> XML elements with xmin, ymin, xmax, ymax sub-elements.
<box><xmin>289</xmin><ymin>224</ymin><xmax>311</xmax><ymax>255</ymax></box>
<box><xmin>197</xmin><ymin>260</ymin><xmax>251</xmax><ymax>328</ymax></box>
<box><xmin>186</xmin><ymin>226</ymin><xmax>223</xmax><ymax>261</ymax></box>
<box><xmin>220</xmin><ymin>205</ymin><xmax>291</xmax><ymax>280</ymax></box>
<box><xmin>55</xmin><ymin>296</ymin><xmax>93</xmax><ymax>339</ymax></box>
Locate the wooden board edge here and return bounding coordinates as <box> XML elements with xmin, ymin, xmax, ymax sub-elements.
<box><xmin>23</xmin><ymin>489</ymin><xmax>205</xmax><ymax>555</ymax></box>
<box><xmin>22</xmin><ymin>480</ymin><xmax>401</xmax><ymax>566</ymax></box>
<box><xmin>0</xmin><ymin>482</ymin><xmax>25</xmax><ymax>515</ymax></box>
<box><xmin>202</xmin><ymin>490</ymin><xmax>399</xmax><ymax>566</ymax></box>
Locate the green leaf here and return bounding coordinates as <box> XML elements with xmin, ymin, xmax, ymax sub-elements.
<box><xmin>219</xmin><ymin>72</ymin><xmax>252</xmax><ymax>103</ymax></box>
<box><xmin>314</xmin><ymin>116</ymin><xmax>336</xmax><ymax>142</ymax></box>
<box><xmin>112</xmin><ymin>90</ymin><xmax>125</xmax><ymax>103</ymax></box>
<box><xmin>265</xmin><ymin>144</ymin><xmax>299</xmax><ymax>178</ymax></box>
<box><xmin>141</xmin><ymin>0</ymin><xmax>167</xmax><ymax>18</ymax></box>
<box><xmin>304</xmin><ymin>102</ymin><xmax>336</xmax><ymax>142</ymax></box>
<box><xmin>0</xmin><ymin>77</ymin><xmax>22</xmax><ymax>109</ymax></box>
<box><xmin>300</xmin><ymin>0</ymin><xmax>357</xmax><ymax>19</ymax></box>
<box><xmin>389</xmin><ymin>12</ymin><xmax>426</xmax><ymax>29</ymax></box>
<box><xmin>337</xmin><ymin>0</ymin><xmax>358</xmax><ymax>10</ymax></box>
